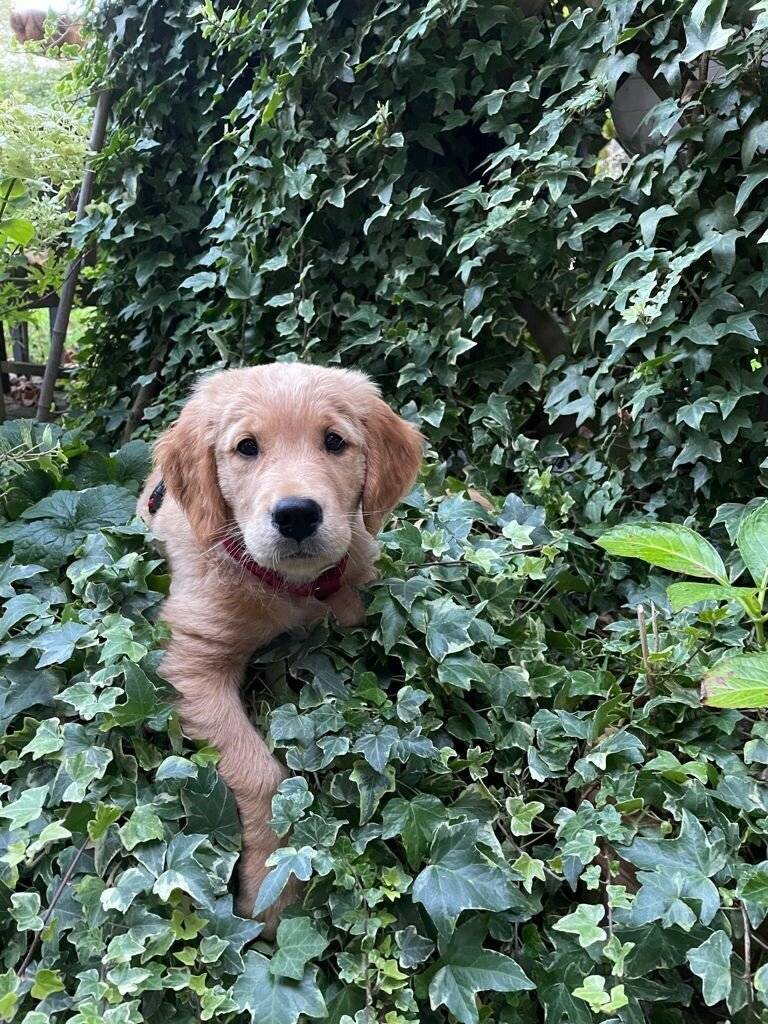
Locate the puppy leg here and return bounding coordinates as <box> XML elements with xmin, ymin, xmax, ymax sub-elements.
<box><xmin>161</xmin><ymin>640</ymin><xmax>293</xmax><ymax>934</ymax></box>
<box><xmin>324</xmin><ymin>583</ymin><xmax>366</xmax><ymax>628</ymax></box>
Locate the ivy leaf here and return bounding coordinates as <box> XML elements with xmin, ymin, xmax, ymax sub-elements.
<box><xmin>271</xmin><ymin>777</ymin><xmax>314</xmax><ymax>836</ymax></box>
<box><xmin>427</xmin><ymin>918</ymin><xmax>534</xmax><ymax>1024</ymax></box>
<box><xmin>382</xmin><ymin>795</ymin><xmax>448</xmax><ymax>867</ymax></box>
<box><xmin>736</xmin><ymin>864</ymin><xmax>768</xmax><ymax>905</ymax></box>
<box><xmin>33</xmin><ymin>622</ymin><xmax>93</xmax><ymax>668</ymax></box>
<box><xmin>118</xmin><ymin>804</ymin><xmax>165</xmax><ymax>851</ymax></box>
<box><xmin>353</xmin><ymin>725</ymin><xmax>400</xmax><ymax>772</ymax></box>
<box><xmin>552</xmin><ymin>904</ymin><xmax>607</xmax><ymax>947</ymax></box>
<box><xmin>20</xmin><ymin>718</ymin><xmax>63</xmax><ymax>760</ymax></box>
<box><xmin>202</xmin><ymin>897</ymin><xmax>264</xmax><ymax>973</ymax></box>
<box><xmin>181</xmin><ymin>766</ymin><xmax>240</xmax><ymax>850</ymax></box>
<box><xmin>420</xmin><ymin>596</ymin><xmax>477</xmax><ymax>661</ymax></box>
<box><xmin>110</xmin><ymin>663</ymin><xmax>157</xmax><ymax>725</ymax></box>
<box><xmin>253</xmin><ymin>847</ymin><xmax>314</xmax><ymax>917</ymax></box>
<box><xmin>231</xmin><ymin>951</ymin><xmax>326</xmax><ymax>1024</ymax></box>
<box><xmin>506</xmin><ymin>797</ymin><xmax>545</xmax><ymax>836</ymax></box>
<box><xmin>412</xmin><ymin>821</ymin><xmax>518</xmax><ymax>934</ymax></box>
<box><xmin>572</xmin><ymin>975</ymin><xmax>628</xmax><ymax>1013</ymax></box>
<box><xmin>617</xmin><ymin>811</ymin><xmax>726</xmax><ymax>923</ymax></box>
<box><xmin>154</xmin><ymin>833</ymin><xmax>218</xmax><ymax>909</ymax></box>
<box><xmin>680</xmin><ymin>0</ymin><xmax>734</xmax><ymax>62</ymax></box>
<box><xmin>270</xmin><ymin>917</ymin><xmax>328</xmax><ymax>981</ymax></box>
<box><xmin>395</xmin><ymin>926</ymin><xmax>435</xmax><ymax>968</ymax></box>
<box><xmin>687</xmin><ymin>930</ymin><xmax>732</xmax><ymax>1006</ymax></box>
<box><xmin>0</xmin><ymin>784</ymin><xmax>48</xmax><ymax>829</ymax></box>
<box><xmin>0</xmin><ymin>558</ymin><xmax>45</xmax><ymax>599</ymax></box>
<box><xmin>10</xmin><ymin>891</ymin><xmax>43</xmax><ymax>930</ymax></box>
<box><xmin>180</xmin><ymin>271</ymin><xmax>218</xmax><ymax>291</ymax></box>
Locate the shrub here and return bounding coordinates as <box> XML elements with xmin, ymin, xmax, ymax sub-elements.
<box><xmin>3</xmin><ymin>424</ymin><xmax>768</xmax><ymax>1021</ymax></box>
<box><xmin>75</xmin><ymin>0</ymin><xmax>768</xmax><ymax>522</ymax></box>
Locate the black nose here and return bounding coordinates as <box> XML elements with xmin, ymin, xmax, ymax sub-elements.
<box><xmin>272</xmin><ymin>497</ymin><xmax>323</xmax><ymax>541</ymax></box>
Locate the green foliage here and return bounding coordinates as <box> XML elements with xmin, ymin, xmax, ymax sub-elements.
<box><xmin>0</xmin><ymin>0</ymin><xmax>88</xmax><ymax>330</ymax></box>
<box><xmin>599</xmin><ymin>503</ymin><xmax>768</xmax><ymax>707</ymax></box>
<box><xmin>75</xmin><ymin>0</ymin><xmax>768</xmax><ymax>521</ymax></box>
<box><xmin>3</xmin><ymin>425</ymin><xmax>768</xmax><ymax>1021</ymax></box>
<box><xmin>5</xmin><ymin>0</ymin><xmax>768</xmax><ymax>1019</ymax></box>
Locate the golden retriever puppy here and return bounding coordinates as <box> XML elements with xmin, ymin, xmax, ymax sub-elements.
<box><xmin>138</xmin><ymin>362</ymin><xmax>422</xmax><ymax>932</ymax></box>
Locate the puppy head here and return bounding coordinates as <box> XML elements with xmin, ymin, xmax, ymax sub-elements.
<box><xmin>154</xmin><ymin>363</ymin><xmax>422</xmax><ymax>580</ymax></box>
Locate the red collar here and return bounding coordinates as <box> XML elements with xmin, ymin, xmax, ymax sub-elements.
<box><xmin>221</xmin><ymin>535</ymin><xmax>348</xmax><ymax>600</ymax></box>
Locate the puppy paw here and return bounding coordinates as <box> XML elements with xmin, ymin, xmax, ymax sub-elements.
<box><xmin>325</xmin><ymin>585</ymin><xmax>366</xmax><ymax>628</ymax></box>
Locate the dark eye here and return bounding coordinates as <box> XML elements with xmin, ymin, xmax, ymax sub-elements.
<box><xmin>236</xmin><ymin>438</ymin><xmax>259</xmax><ymax>457</ymax></box>
<box><xmin>325</xmin><ymin>432</ymin><xmax>346</xmax><ymax>453</ymax></box>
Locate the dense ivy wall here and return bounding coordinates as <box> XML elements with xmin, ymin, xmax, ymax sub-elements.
<box><xmin>77</xmin><ymin>0</ymin><xmax>768</xmax><ymax>520</ymax></box>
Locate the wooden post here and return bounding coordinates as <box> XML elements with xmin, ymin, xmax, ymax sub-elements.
<box><xmin>10</xmin><ymin>322</ymin><xmax>29</xmax><ymax>362</ymax></box>
<box><xmin>36</xmin><ymin>90</ymin><xmax>112</xmax><ymax>422</ymax></box>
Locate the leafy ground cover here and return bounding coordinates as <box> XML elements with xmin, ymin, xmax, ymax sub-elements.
<box><xmin>2</xmin><ymin>419</ymin><xmax>768</xmax><ymax>1023</ymax></box>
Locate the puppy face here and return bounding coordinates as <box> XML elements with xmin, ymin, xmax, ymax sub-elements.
<box><xmin>155</xmin><ymin>363</ymin><xmax>422</xmax><ymax>581</ymax></box>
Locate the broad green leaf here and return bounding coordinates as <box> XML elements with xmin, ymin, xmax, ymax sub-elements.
<box><xmin>271</xmin><ymin>776</ymin><xmax>314</xmax><ymax>836</ymax></box>
<box><xmin>253</xmin><ymin>847</ymin><xmax>314</xmax><ymax>917</ymax></box>
<box><xmin>353</xmin><ymin>724</ymin><xmax>400</xmax><ymax>772</ymax></box>
<box><xmin>20</xmin><ymin>718</ymin><xmax>63</xmax><ymax>760</ymax></box>
<box><xmin>702</xmin><ymin>654</ymin><xmax>768</xmax><ymax>708</ymax></box>
<box><xmin>29</xmin><ymin>969</ymin><xmax>65</xmax><ymax>1000</ymax></box>
<box><xmin>270</xmin><ymin>917</ymin><xmax>327</xmax><ymax>981</ymax></box>
<box><xmin>686</xmin><ymin>931</ymin><xmax>732</xmax><ymax>1006</ymax></box>
<box><xmin>737</xmin><ymin>863</ymin><xmax>768</xmax><ymax>905</ymax></box>
<box><xmin>0</xmin><ymin>217</ymin><xmax>34</xmax><ymax>245</ymax></box>
<box><xmin>10</xmin><ymin>892</ymin><xmax>43</xmax><ymax>930</ymax></box>
<box><xmin>231</xmin><ymin>952</ymin><xmax>326</xmax><ymax>1024</ymax></box>
<box><xmin>597</xmin><ymin>522</ymin><xmax>727</xmax><ymax>581</ymax></box>
<box><xmin>736</xmin><ymin>501</ymin><xmax>768</xmax><ymax>587</ymax></box>
<box><xmin>395</xmin><ymin>926</ymin><xmax>435</xmax><ymax>968</ymax></box>
<box><xmin>34</xmin><ymin>622</ymin><xmax>93</xmax><ymax>668</ymax></box>
<box><xmin>154</xmin><ymin>833</ymin><xmax>218</xmax><ymax>909</ymax></box>
<box><xmin>180</xmin><ymin>271</ymin><xmax>217</xmax><ymax>291</ymax></box>
<box><xmin>666</xmin><ymin>581</ymin><xmax>759</xmax><ymax>612</ymax></box>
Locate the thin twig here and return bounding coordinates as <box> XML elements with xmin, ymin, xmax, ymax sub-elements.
<box><xmin>651</xmin><ymin>602</ymin><xmax>660</xmax><ymax>653</ymax></box>
<box><xmin>16</xmin><ymin>838</ymin><xmax>90</xmax><ymax>978</ymax></box>
<box><xmin>637</xmin><ymin>604</ymin><xmax>654</xmax><ymax>693</ymax></box>
<box><xmin>742</xmin><ymin>902</ymin><xmax>753</xmax><ymax>1005</ymax></box>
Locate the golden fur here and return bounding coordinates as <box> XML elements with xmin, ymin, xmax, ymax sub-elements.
<box><xmin>138</xmin><ymin>363</ymin><xmax>422</xmax><ymax>932</ymax></box>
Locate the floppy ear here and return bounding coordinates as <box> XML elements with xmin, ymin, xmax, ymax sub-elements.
<box><xmin>362</xmin><ymin>398</ymin><xmax>423</xmax><ymax>535</ymax></box>
<box><xmin>154</xmin><ymin>396</ymin><xmax>229</xmax><ymax>547</ymax></box>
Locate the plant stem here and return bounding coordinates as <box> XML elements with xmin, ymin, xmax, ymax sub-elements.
<box><xmin>16</xmin><ymin>837</ymin><xmax>89</xmax><ymax>977</ymax></box>
<box><xmin>0</xmin><ymin>177</ymin><xmax>18</xmax><ymax>224</ymax></box>
<box><xmin>756</xmin><ymin>616</ymin><xmax>765</xmax><ymax>648</ymax></box>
